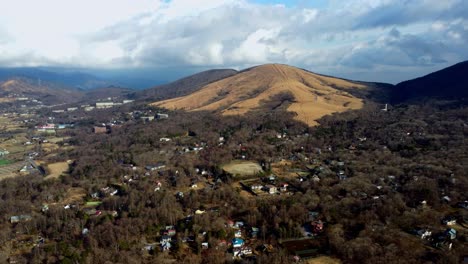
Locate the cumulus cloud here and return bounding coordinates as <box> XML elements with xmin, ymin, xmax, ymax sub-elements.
<box><xmin>0</xmin><ymin>0</ymin><xmax>467</xmax><ymax>83</ymax></box>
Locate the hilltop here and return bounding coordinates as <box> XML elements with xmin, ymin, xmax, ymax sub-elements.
<box><xmin>152</xmin><ymin>64</ymin><xmax>369</xmax><ymax>126</ymax></box>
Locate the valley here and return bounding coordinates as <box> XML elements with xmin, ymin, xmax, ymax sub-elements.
<box><xmin>0</xmin><ymin>63</ymin><xmax>466</xmax><ymax>264</ymax></box>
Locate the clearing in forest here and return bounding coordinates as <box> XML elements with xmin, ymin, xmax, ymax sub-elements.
<box><xmin>222</xmin><ymin>160</ymin><xmax>263</xmax><ymax>177</ymax></box>
<box><xmin>43</xmin><ymin>161</ymin><xmax>70</xmax><ymax>180</ymax></box>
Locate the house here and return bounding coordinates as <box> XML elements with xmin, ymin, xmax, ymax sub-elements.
<box><xmin>241</xmin><ymin>247</ymin><xmax>253</xmax><ymax>255</ymax></box>
<box><xmin>164</xmin><ymin>229</ymin><xmax>176</xmax><ymax>237</ymax></box>
<box><xmin>154</xmin><ymin>181</ymin><xmax>162</xmax><ymax>192</ymax></box>
<box><xmin>20</xmin><ymin>164</ymin><xmax>34</xmax><ymax>173</ymax></box>
<box><xmin>101</xmin><ymin>186</ymin><xmax>118</xmax><ymax>196</ymax></box>
<box><xmin>250</xmin><ymin>227</ymin><xmax>259</xmax><ymax>238</ymax></box>
<box><xmin>267</xmin><ymin>174</ymin><xmax>276</xmax><ymax>182</ymax></box>
<box><xmin>251</xmin><ymin>184</ymin><xmax>263</xmax><ymax>191</ymax></box>
<box><xmin>160</xmin><ymin>238</ymin><xmax>172</xmax><ymax>251</ymax></box>
<box><xmin>445</xmin><ymin>228</ymin><xmax>457</xmax><ymax>240</ymax></box>
<box><xmin>41</xmin><ymin>204</ymin><xmax>49</xmax><ymax>213</ymax></box>
<box><xmin>311</xmin><ymin>220</ymin><xmax>324</xmax><ymax>234</ymax></box>
<box><xmin>141</xmin><ymin>116</ymin><xmax>155</xmax><ymax>122</ymax></box>
<box><xmin>201</xmin><ymin>242</ymin><xmax>209</xmax><ymax>249</ymax></box>
<box><xmin>337</xmin><ymin>171</ymin><xmax>347</xmax><ymax>180</ymax></box>
<box><xmin>264</xmin><ymin>185</ymin><xmax>277</xmax><ymax>194</ymax></box>
<box><xmin>442</xmin><ymin>196</ymin><xmax>452</xmax><ymax>203</ymax></box>
<box><xmin>234</xmin><ymin>230</ymin><xmax>242</xmax><ymax>238</ymax></box>
<box><xmin>36</xmin><ymin>124</ymin><xmax>56</xmax><ymax>133</ymax></box>
<box><xmin>157</xmin><ymin>113</ymin><xmax>169</xmax><ymax>119</ymax></box>
<box><xmin>442</xmin><ymin>216</ymin><xmax>457</xmax><ymax>226</ymax></box>
<box><xmin>145</xmin><ymin>162</ymin><xmax>166</xmax><ymax>171</ymax></box>
<box><xmin>457</xmin><ymin>201</ymin><xmax>468</xmax><ymax>209</ymax></box>
<box><xmin>0</xmin><ymin>149</ymin><xmax>9</xmax><ymax>156</ymax></box>
<box><xmin>232</xmin><ymin>238</ymin><xmax>245</xmax><ymax>248</ymax></box>
<box><xmin>234</xmin><ymin>221</ymin><xmax>244</xmax><ymax>228</ymax></box>
<box><xmin>57</xmin><ymin>123</ymin><xmax>74</xmax><ymax>129</ymax></box>
<box><xmin>143</xmin><ymin>243</ymin><xmax>157</xmax><ymax>251</ymax></box>
<box><xmin>96</xmin><ymin>102</ymin><xmax>114</xmax><ymax>109</ymax></box>
<box><xmin>279</xmin><ymin>183</ymin><xmax>289</xmax><ymax>192</ymax></box>
<box><xmin>413</xmin><ymin>228</ymin><xmax>432</xmax><ymax>239</ymax></box>
<box><xmin>10</xmin><ymin>215</ymin><xmax>32</xmax><ymax>223</ymax></box>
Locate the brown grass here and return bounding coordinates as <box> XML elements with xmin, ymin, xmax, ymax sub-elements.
<box><xmin>306</xmin><ymin>256</ymin><xmax>342</xmax><ymax>264</ymax></box>
<box><xmin>151</xmin><ymin>64</ymin><xmax>366</xmax><ymax>126</ymax></box>
<box><xmin>43</xmin><ymin>161</ymin><xmax>69</xmax><ymax>180</ymax></box>
<box><xmin>222</xmin><ymin>160</ymin><xmax>263</xmax><ymax>177</ymax></box>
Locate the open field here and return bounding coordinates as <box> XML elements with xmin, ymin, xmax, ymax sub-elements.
<box><xmin>0</xmin><ymin>161</ymin><xmax>25</xmax><ymax>180</ymax></box>
<box><xmin>46</xmin><ymin>137</ymin><xmax>70</xmax><ymax>144</ymax></box>
<box><xmin>0</xmin><ymin>97</ymin><xmax>15</xmax><ymax>103</ymax></box>
<box><xmin>0</xmin><ymin>116</ymin><xmax>27</xmax><ymax>132</ymax></box>
<box><xmin>50</xmin><ymin>187</ymin><xmax>86</xmax><ymax>206</ymax></box>
<box><xmin>307</xmin><ymin>256</ymin><xmax>341</xmax><ymax>264</ymax></box>
<box><xmin>43</xmin><ymin>161</ymin><xmax>69</xmax><ymax>180</ymax></box>
<box><xmin>222</xmin><ymin>160</ymin><xmax>263</xmax><ymax>177</ymax></box>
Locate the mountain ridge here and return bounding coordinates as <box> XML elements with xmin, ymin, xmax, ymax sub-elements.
<box><xmin>151</xmin><ymin>64</ymin><xmax>371</xmax><ymax>126</ymax></box>
<box><xmin>393</xmin><ymin>60</ymin><xmax>468</xmax><ymax>102</ymax></box>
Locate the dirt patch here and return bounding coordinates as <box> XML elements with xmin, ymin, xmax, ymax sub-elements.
<box><xmin>222</xmin><ymin>160</ymin><xmax>263</xmax><ymax>177</ymax></box>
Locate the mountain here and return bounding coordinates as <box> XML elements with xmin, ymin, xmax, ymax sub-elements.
<box><xmin>0</xmin><ymin>77</ymin><xmax>84</xmax><ymax>104</ymax></box>
<box><xmin>82</xmin><ymin>86</ymin><xmax>134</xmax><ymax>101</ymax></box>
<box><xmin>151</xmin><ymin>64</ymin><xmax>371</xmax><ymax>126</ymax></box>
<box><xmin>0</xmin><ymin>67</ymin><xmax>111</xmax><ymax>90</ymax></box>
<box><xmin>392</xmin><ymin>61</ymin><xmax>468</xmax><ymax>102</ymax></box>
<box><xmin>137</xmin><ymin>69</ymin><xmax>238</xmax><ymax>101</ymax></box>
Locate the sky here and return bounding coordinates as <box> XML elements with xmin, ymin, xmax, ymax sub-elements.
<box><xmin>0</xmin><ymin>0</ymin><xmax>467</xmax><ymax>84</ymax></box>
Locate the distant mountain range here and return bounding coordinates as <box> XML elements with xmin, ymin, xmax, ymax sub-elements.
<box><xmin>0</xmin><ymin>77</ymin><xmax>83</xmax><ymax>104</ymax></box>
<box><xmin>0</xmin><ymin>67</ymin><xmax>112</xmax><ymax>90</ymax></box>
<box><xmin>150</xmin><ymin>61</ymin><xmax>468</xmax><ymax>126</ymax></box>
<box><xmin>1</xmin><ymin>61</ymin><xmax>466</xmax><ymax>115</ymax></box>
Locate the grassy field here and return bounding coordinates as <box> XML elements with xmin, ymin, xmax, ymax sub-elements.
<box><xmin>0</xmin><ymin>159</ymin><xmax>12</xmax><ymax>166</ymax></box>
<box><xmin>43</xmin><ymin>161</ymin><xmax>69</xmax><ymax>180</ymax></box>
<box><xmin>222</xmin><ymin>160</ymin><xmax>263</xmax><ymax>177</ymax></box>
<box><xmin>307</xmin><ymin>256</ymin><xmax>341</xmax><ymax>264</ymax></box>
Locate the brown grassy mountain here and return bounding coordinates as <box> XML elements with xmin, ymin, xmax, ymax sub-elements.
<box><xmin>0</xmin><ymin>77</ymin><xmax>83</xmax><ymax>104</ymax></box>
<box><xmin>137</xmin><ymin>69</ymin><xmax>238</xmax><ymax>101</ymax></box>
<box><xmin>152</xmin><ymin>64</ymin><xmax>370</xmax><ymax>126</ymax></box>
